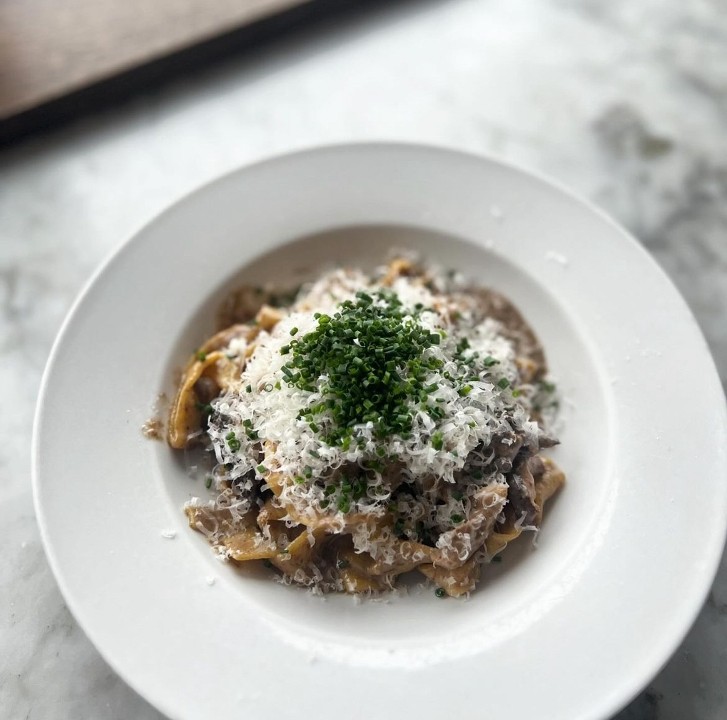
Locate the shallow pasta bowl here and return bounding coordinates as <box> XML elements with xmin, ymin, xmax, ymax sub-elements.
<box><xmin>32</xmin><ymin>143</ymin><xmax>727</xmax><ymax>720</ymax></box>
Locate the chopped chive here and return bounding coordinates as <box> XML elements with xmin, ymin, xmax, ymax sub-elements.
<box><xmin>337</xmin><ymin>497</ymin><xmax>351</xmax><ymax>513</ymax></box>
<box><xmin>281</xmin><ymin>290</ymin><xmax>441</xmax><ymax>446</ymax></box>
<box><xmin>227</xmin><ymin>438</ymin><xmax>240</xmax><ymax>452</ymax></box>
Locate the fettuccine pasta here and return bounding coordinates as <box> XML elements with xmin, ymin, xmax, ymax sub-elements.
<box><xmin>168</xmin><ymin>257</ymin><xmax>564</xmax><ymax>597</ymax></box>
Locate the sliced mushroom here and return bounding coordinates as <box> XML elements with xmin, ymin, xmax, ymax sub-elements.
<box><xmin>492</xmin><ymin>432</ymin><xmax>525</xmax><ymax>473</ymax></box>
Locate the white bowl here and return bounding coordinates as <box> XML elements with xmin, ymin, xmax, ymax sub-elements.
<box><xmin>33</xmin><ymin>143</ymin><xmax>727</xmax><ymax>720</ymax></box>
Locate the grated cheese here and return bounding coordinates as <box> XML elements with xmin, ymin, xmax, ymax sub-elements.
<box><xmin>204</xmin><ymin>265</ymin><xmax>548</xmax><ymax>533</ymax></box>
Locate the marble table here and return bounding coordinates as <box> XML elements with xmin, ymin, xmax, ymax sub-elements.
<box><xmin>2</xmin><ymin>0</ymin><xmax>726</xmax><ymax>717</ymax></box>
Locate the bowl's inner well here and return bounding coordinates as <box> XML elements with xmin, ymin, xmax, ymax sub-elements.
<box><xmin>154</xmin><ymin>224</ymin><xmax>612</xmax><ymax>655</ymax></box>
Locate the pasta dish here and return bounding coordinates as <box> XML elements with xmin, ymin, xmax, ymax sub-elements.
<box><xmin>167</xmin><ymin>258</ymin><xmax>564</xmax><ymax>597</ymax></box>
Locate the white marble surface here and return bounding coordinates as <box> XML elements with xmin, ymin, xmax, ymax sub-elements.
<box><xmin>2</xmin><ymin>0</ymin><xmax>726</xmax><ymax>717</ymax></box>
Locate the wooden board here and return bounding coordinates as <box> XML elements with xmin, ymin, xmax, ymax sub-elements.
<box><xmin>0</xmin><ymin>0</ymin><xmax>309</xmax><ymax>120</ymax></box>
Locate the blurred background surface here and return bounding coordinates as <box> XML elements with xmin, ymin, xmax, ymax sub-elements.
<box><xmin>1</xmin><ymin>1</ymin><xmax>726</xmax><ymax>718</ymax></box>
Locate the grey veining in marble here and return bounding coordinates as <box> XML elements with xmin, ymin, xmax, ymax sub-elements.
<box><xmin>1</xmin><ymin>0</ymin><xmax>726</xmax><ymax>718</ymax></box>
